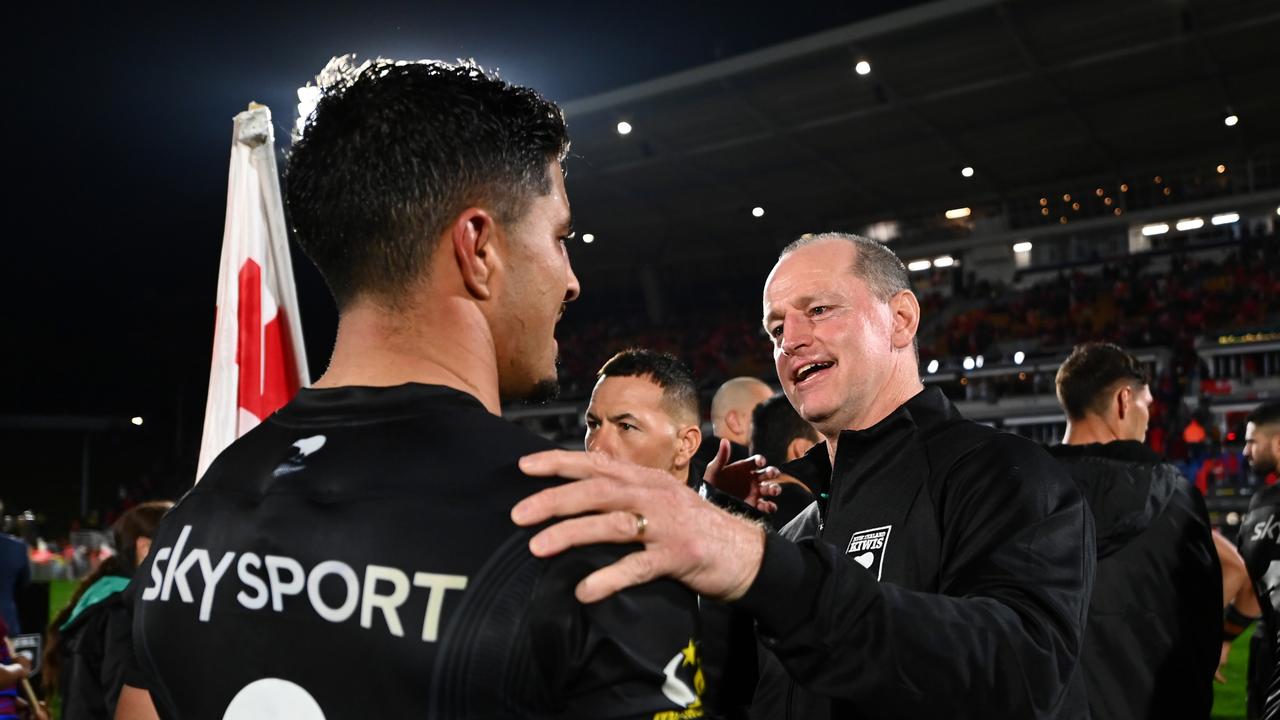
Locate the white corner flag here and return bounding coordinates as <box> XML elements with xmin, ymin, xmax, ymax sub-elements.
<box><xmin>197</xmin><ymin>104</ymin><xmax>310</xmax><ymax>482</ymax></box>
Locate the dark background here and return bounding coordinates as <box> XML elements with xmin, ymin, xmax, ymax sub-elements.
<box><xmin>3</xmin><ymin>1</ymin><xmax>924</xmax><ymax>531</ymax></box>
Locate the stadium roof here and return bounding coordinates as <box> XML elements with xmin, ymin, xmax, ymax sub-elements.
<box><xmin>560</xmin><ymin>0</ymin><xmax>1280</xmax><ymax>270</ymax></box>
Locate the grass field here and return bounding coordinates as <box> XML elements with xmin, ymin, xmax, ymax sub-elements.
<box><xmin>1213</xmin><ymin>625</ymin><xmax>1254</xmax><ymax>720</ymax></box>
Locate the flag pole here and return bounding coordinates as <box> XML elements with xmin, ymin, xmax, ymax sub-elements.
<box><xmin>195</xmin><ymin>103</ymin><xmax>309</xmax><ymax>482</ymax></box>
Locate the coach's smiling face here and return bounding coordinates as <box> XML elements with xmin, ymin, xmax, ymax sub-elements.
<box><xmin>763</xmin><ymin>238</ymin><xmax>919</xmax><ymax>439</ymax></box>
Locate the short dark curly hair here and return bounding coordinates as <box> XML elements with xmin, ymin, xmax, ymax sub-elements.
<box><xmin>1248</xmin><ymin>400</ymin><xmax>1280</xmax><ymax>429</ymax></box>
<box><xmin>1055</xmin><ymin>342</ymin><xmax>1150</xmax><ymax>421</ymax></box>
<box><xmin>597</xmin><ymin>349</ymin><xmax>700</xmax><ymax>425</ymax></box>
<box><xmin>285</xmin><ymin>57</ymin><xmax>569</xmax><ymax>309</ymax></box>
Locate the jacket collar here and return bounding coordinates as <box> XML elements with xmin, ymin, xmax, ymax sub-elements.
<box><xmin>779</xmin><ymin>386</ymin><xmax>953</xmax><ymax>499</ymax></box>
<box><xmin>1047</xmin><ymin>440</ymin><xmax>1162</xmax><ymax>464</ymax></box>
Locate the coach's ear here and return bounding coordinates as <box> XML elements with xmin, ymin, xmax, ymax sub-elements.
<box><xmin>889</xmin><ymin>290</ymin><xmax>920</xmax><ymax>351</ymax></box>
<box><xmin>451</xmin><ymin>208</ymin><xmax>498</xmax><ymax>300</ymax></box>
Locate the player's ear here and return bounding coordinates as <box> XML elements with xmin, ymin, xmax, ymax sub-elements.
<box><xmin>451</xmin><ymin>208</ymin><xmax>498</xmax><ymax>300</ymax></box>
<box><xmin>675</xmin><ymin>424</ymin><xmax>702</xmax><ymax>468</ymax></box>
<box><xmin>1115</xmin><ymin>384</ymin><xmax>1132</xmax><ymax>421</ymax></box>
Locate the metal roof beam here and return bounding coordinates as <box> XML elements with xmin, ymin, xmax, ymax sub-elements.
<box><xmin>568</xmin><ymin>11</ymin><xmax>1279</xmax><ymax>179</ymax></box>
<box><xmin>561</xmin><ymin>0</ymin><xmax>1005</xmax><ymax>117</ymax></box>
<box><xmin>714</xmin><ymin>76</ymin><xmax>901</xmax><ymax>216</ymax></box>
<box><xmin>994</xmin><ymin>3</ymin><xmax>1121</xmax><ymax>176</ymax></box>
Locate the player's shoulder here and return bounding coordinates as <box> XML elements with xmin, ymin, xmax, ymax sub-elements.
<box><xmin>1248</xmin><ymin>482</ymin><xmax>1280</xmax><ymax>510</ymax></box>
<box><xmin>197</xmin><ymin>383</ymin><xmax>559</xmax><ymax>488</ymax></box>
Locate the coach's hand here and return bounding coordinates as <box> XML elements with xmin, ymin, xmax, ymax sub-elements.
<box><xmin>514</xmin><ymin>449</ymin><xmax>767</xmax><ymax>604</ymax></box>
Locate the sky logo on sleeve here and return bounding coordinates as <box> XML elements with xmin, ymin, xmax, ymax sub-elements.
<box><xmin>846</xmin><ymin>525</ymin><xmax>892</xmax><ymax>581</ymax></box>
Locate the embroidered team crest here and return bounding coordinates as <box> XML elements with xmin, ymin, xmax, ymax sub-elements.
<box><xmin>846</xmin><ymin>525</ymin><xmax>892</xmax><ymax>581</ymax></box>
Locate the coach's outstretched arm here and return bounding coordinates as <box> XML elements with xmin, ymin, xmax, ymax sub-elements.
<box><xmin>514</xmin><ymin>442</ymin><xmax>1094</xmax><ymax>718</ymax></box>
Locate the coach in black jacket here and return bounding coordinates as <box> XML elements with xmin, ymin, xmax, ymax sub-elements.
<box><xmin>1048</xmin><ymin>343</ymin><xmax>1220</xmax><ymax>720</ymax></box>
<box><xmin>516</xmin><ymin>233</ymin><xmax>1095</xmax><ymax>719</ymax></box>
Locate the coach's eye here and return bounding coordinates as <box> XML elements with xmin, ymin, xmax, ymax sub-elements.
<box><xmin>619</xmin><ymin>422</ymin><xmax>637</xmax><ymax>432</ymax></box>
<box><xmin>809</xmin><ymin>305</ymin><xmax>829</xmax><ymax>316</ymax></box>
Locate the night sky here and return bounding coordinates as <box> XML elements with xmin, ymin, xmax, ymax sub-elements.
<box><xmin>4</xmin><ymin>1</ymin><xmax>922</xmax><ymax>529</ymax></box>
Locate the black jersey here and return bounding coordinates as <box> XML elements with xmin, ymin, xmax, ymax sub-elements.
<box><xmin>130</xmin><ymin>384</ymin><xmax>707</xmax><ymax>720</ymax></box>
<box><xmin>1239</xmin><ymin>484</ymin><xmax>1280</xmax><ymax>719</ymax></box>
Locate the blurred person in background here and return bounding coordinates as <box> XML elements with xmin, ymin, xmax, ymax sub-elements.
<box><xmin>1237</xmin><ymin>400</ymin><xmax>1280</xmax><ymax>719</ymax></box>
<box><xmin>1</xmin><ymin>615</ymin><xmax>31</xmax><ymax>720</ymax></box>
<box><xmin>0</xmin><ymin>502</ymin><xmax>28</xmax><ymax>636</ymax></box>
<box><xmin>696</xmin><ymin>377</ymin><xmax>773</xmax><ymax>466</ymax></box>
<box><xmin>44</xmin><ymin>502</ymin><xmax>171</xmax><ymax>720</ymax></box>
<box><xmin>2</xmin><ymin>614</ymin><xmax>47</xmax><ymax>720</ymax></box>
<box><xmin>748</xmin><ymin>394</ymin><xmax>817</xmax><ymax>531</ymax></box>
<box><xmin>1048</xmin><ymin>342</ymin><xmax>1220</xmax><ymax>720</ymax></box>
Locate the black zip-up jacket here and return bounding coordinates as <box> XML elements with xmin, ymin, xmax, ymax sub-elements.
<box><xmin>738</xmin><ymin>387</ymin><xmax>1095</xmax><ymax>719</ymax></box>
<box><xmin>57</xmin><ymin>579</ymin><xmax>133</xmax><ymax>720</ymax></box>
<box><xmin>1238</xmin><ymin>483</ymin><xmax>1280</xmax><ymax>719</ymax></box>
<box><xmin>1048</xmin><ymin>441</ymin><xmax>1220</xmax><ymax>720</ymax></box>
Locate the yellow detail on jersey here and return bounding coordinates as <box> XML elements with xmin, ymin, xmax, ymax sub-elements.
<box><xmin>681</xmin><ymin>639</ymin><xmax>698</xmax><ymax>667</ymax></box>
<box><xmin>654</xmin><ymin>639</ymin><xmax>705</xmax><ymax>720</ymax></box>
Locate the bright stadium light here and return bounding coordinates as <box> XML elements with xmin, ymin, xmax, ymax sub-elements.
<box><xmin>908</xmin><ymin>260</ymin><xmax>932</xmax><ymax>272</ymax></box>
<box><xmin>296</xmin><ymin>85</ymin><xmax>322</xmax><ymax>137</ymax></box>
<box><xmin>582</xmin><ymin>233</ymin><xmax>595</xmax><ymax>244</ymax></box>
<box><xmin>945</xmin><ymin>207</ymin><xmax>971</xmax><ymax>219</ymax></box>
<box><xmin>855</xmin><ymin>60</ymin><xmax>872</xmax><ymax>76</ymax></box>
<box><xmin>1142</xmin><ymin>223</ymin><xmax>1170</xmax><ymax>236</ymax></box>
<box><xmin>927</xmin><ymin>359</ymin><xmax>939</xmax><ymax>374</ymax></box>
<box><xmin>752</xmin><ymin>206</ymin><xmax>765</xmax><ymax>218</ymax></box>
<box><xmin>131</xmin><ymin>416</ymin><xmax>144</xmax><ymax>426</ymax></box>
<box><xmin>1013</xmin><ymin>241</ymin><xmax>1033</xmax><ymax>253</ymax></box>
<box><xmin>933</xmin><ymin>255</ymin><xmax>955</xmax><ymax>268</ymax></box>
<box><xmin>1224</xmin><ymin>114</ymin><xmax>1239</xmax><ymax>127</ymax></box>
<box><xmin>616</xmin><ymin>121</ymin><xmax>633</xmax><ymax>135</ymax></box>
<box><xmin>1013</xmin><ymin>351</ymin><xmax>1025</xmax><ymax>365</ymax></box>
<box><xmin>975</xmin><ymin>355</ymin><xmax>985</xmax><ymax>369</ymax></box>
<box><xmin>961</xmin><ymin>166</ymin><xmax>975</xmax><ymax>178</ymax></box>
<box><xmin>1211</xmin><ymin>213</ymin><xmax>1239</xmax><ymax>226</ymax></box>
<box><xmin>1175</xmin><ymin>218</ymin><xmax>1204</xmax><ymax>231</ymax></box>
<box><xmin>963</xmin><ymin>356</ymin><xmax>975</xmax><ymax>371</ymax></box>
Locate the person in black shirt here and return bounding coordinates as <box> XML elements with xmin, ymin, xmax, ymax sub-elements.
<box><xmin>1047</xmin><ymin>342</ymin><xmax>1220</xmax><ymax>720</ymax></box>
<box><xmin>585</xmin><ymin>349</ymin><xmax>762</xmax><ymax>720</ymax></box>
<box><xmin>124</xmin><ymin>57</ymin><xmax>707</xmax><ymax>720</ymax></box>
<box><xmin>747</xmin><ymin>394</ymin><xmax>817</xmax><ymax>531</ymax></box>
<box><xmin>514</xmin><ymin>232</ymin><xmax>1094</xmax><ymax>718</ymax></box>
<box><xmin>46</xmin><ymin>501</ymin><xmax>171</xmax><ymax>720</ymax></box>
<box><xmin>1239</xmin><ymin>401</ymin><xmax>1280</xmax><ymax>719</ymax></box>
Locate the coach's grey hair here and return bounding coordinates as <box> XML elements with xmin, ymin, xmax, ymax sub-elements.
<box><xmin>779</xmin><ymin>232</ymin><xmax>911</xmax><ymax>302</ymax></box>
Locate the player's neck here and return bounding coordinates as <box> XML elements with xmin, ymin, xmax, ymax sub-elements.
<box><xmin>314</xmin><ymin>296</ymin><xmax>502</xmax><ymax>415</ymax></box>
<box><xmin>1062</xmin><ymin>418</ymin><xmax>1122</xmax><ymax>446</ymax></box>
